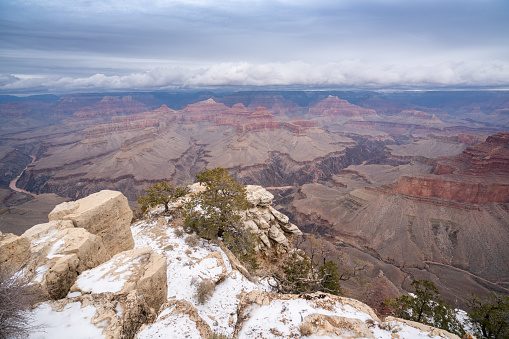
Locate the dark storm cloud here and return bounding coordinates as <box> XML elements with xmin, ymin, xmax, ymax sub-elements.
<box><xmin>1</xmin><ymin>0</ymin><xmax>508</xmax><ymax>92</ymax></box>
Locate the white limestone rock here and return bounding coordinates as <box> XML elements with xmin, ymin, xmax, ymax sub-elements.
<box><xmin>71</xmin><ymin>247</ymin><xmax>167</xmax><ymax>312</ymax></box>
<box><xmin>49</xmin><ymin>190</ymin><xmax>134</xmax><ymax>256</ymax></box>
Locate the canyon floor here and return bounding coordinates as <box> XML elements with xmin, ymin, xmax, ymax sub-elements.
<box><xmin>1</xmin><ymin>90</ymin><xmax>508</xmax><ymax>309</ymax></box>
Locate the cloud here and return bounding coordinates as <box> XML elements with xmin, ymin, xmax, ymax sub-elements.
<box><xmin>1</xmin><ymin>0</ymin><xmax>508</xmax><ymax>93</ymax></box>
<box><xmin>2</xmin><ymin>60</ymin><xmax>509</xmax><ymax>93</ymax></box>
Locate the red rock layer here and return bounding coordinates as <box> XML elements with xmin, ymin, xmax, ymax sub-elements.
<box><xmin>180</xmin><ymin>98</ymin><xmax>229</xmax><ymax>121</ymax></box>
<box><xmin>392</xmin><ymin>175</ymin><xmax>509</xmax><ymax>204</ymax></box>
<box><xmin>392</xmin><ymin>133</ymin><xmax>509</xmax><ymax>203</ymax></box>
<box><xmin>309</xmin><ymin>96</ymin><xmax>377</xmax><ymax>117</ymax></box>
<box><xmin>214</xmin><ymin>104</ymin><xmax>313</xmax><ymax>134</ymax></box>
<box><xmin>73</xmin><ymin>96</ymin><xmax>149</xmax><ymax>119</ymax></box>
<box><xmin>0</xmin><ymin>102</ymin><xmax>32</xmax><ymax>117</ymax></box>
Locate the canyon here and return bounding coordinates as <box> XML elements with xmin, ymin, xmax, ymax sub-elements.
<box><xmin>1</xmin><ymin>90</ymin><xmax>508</xmax><ymax>308</ymax></box>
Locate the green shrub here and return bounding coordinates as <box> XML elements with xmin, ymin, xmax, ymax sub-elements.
<box><xmin>386</xmin><ymin>280</ymin><xmax>464</xmax><ymax>336</ymax></box>
<box><xmin>137</xmin><ymin>182</ymin><xmax>189</xmax><ymax>214</ymax></box>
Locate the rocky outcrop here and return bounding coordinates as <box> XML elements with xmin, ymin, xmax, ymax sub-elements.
<box><xmin>21</xmin><ymin>220</ymin><xmax>110</xmax><ymax>299</ymax></box>
<box><xmin>138</xmin><ymin>300</ymin><xmax>213</xmax><ymax>339</ymax></box>
<box><xmin>73</xmin><ymin>96</ymin><xmax>149</xmax><ymax>119</ymax></box>
<box><xmin>309</xmin><ymin>96</ymin><xmax>377</xmax><ymax>117</ymax></box>
<box><xmin>30</xmin><ymin>290</ymin><xmax>155</xmax><ymax>339</ymax></box>
<box><xmin>71</xmin><ymin>247</ymin><xmax>167</xmax><ymax>312</ymax></box>
<box><xmin>392</xmin><ymin>133</ymin><xmax>509</xmax><ymax>204</ymax></box>
<box><xmin>49</xmin><ymin>190</ymin><xmax>134</xmax><ymax>256</ymax></box>
<box><xmin>300</xmin><ymin>314</ymin><xmax>375</xmax><ymax>338</ymax></box>
<box><xmin>243</xmin><ymin>185</ymin><xmax>302</xmax><ymax>255</ymax></box>
<box><xmin>234</xmin><ymin>290</ymin><xmax>461</xmax><ymax>338</ymax></box>
<box><xmin>234</xmin><ymin>291</ymin><xmax>379</xmax><ymax>338</ymax></box>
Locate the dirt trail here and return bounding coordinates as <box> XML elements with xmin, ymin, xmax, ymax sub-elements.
<box><xmin>425</xmin><ymin>261</ymin><xmax>509</xmax><ymax>292</ymax></box>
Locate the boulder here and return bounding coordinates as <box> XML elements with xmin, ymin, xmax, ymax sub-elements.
<box><xmin>195</xmin><ymin>252</ymin><xmax>228</xmax><ymax>285</ymax></box>
<box><xmin>71</xmin><ymin>247</ymin><xmax>167</xmax><ymax>312</ymax></box>
<box><xmin>269</xmin><ymin>206</ymin><xmax>289</xmax><ymax>224</ymax></box>
<box><xmin>27</xmin><ymin>227</ymin><xmax>110</xmax><ymax>299</ymax></box>
<box><xmin>268</xmin><ymin>225</ymin><xmax>289</xmax><ymax>247</ymax></box>
<box><xmin>21</xmin><ymin>220</ymin><xmax>74</xmax><ymax>241</ymax></box>
<box><xmin>0</xmin><ymin>233</ymin><xmax>30</xmax><ymax>271</ymax></box>
<box><xmin>245</xmin><ymin>185</ymin><xmax>274</xmax><ymax>206</ymax></box>
<box><xmin>49</xmin><ymin>190</ymin><xmax>134</xmax><ymax>256</ymax></box>
<box><xmin>300</xmin><ymin>314</ymin><xmax>375</xmax><ymax>338</ymax></box>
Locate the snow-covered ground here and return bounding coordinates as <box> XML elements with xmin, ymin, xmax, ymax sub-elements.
<box><xmin>26</xmin><ymin>215</ymin><xmax>464</xmax><ymax>339</ymax></box>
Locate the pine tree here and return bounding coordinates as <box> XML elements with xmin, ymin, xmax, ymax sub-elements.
<box><xmin>183</xmin><ymin>168</ymin><xmax>257</xmax><ymax>268</ymax></box>
<box><xmin>468</xmin><ymin>292</ymin><xmax>509</xmax><ymax>339</ymax></box>
<box><xmin>386</xmin><ymin>280</ymin><xmax>464</xmax><ymax>336</ymax></box>
<box><xmin>137</xmin><ymin>182</ymin><xmax>189</xmax><ymax>214</ymax></box>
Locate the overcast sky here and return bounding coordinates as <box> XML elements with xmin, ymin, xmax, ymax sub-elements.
<box><xmin>1</xmin><ymin>0</ymin><xmax>508</xmax><ymax>93</ymax></box>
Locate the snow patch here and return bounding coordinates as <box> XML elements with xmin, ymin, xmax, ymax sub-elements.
<box><xmin>28</xmin><ymin>302</ymin><xmax>104</xmax><ymax>339</ymax></box>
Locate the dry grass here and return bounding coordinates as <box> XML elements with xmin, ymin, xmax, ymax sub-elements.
<box><xmin>0</xmin><ymin>261</ymin><xmax>43</xmax><ymax>338</ymax></box>
<box><xmin>185</xmin><ymin>234</ymin><xmax>200</xmax><ymax>247</ymax></box>
<box><xmin>194</xmin><ymin>278</ymin><xmax>215</xmax><ymax>304</ymax></box>
<box><xmin>174</xmin><ymin>228</ymin><xmax>184</xmax><ymax>238</ymax></box>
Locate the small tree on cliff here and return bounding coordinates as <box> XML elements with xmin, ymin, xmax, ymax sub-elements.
<box><xmin>183</xmin><ymin>168</ymin><xmax>258</xmax><ymax>268</ymax></box>
<box><xmin>137</xmin><ymin>182</ymin><xmax>189</xmax><ymax>214</ymax></box>
<box><xmin>386</xmin><ymin>280</ymin><xmax>464</xmax><ymax>336</ymax></box>
<box><xmin>468</xmin><ymin>292</ymin><xmax>509</xmax><ymax>339</ymax></box>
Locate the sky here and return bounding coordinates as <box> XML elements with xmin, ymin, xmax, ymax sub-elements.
<box><xmin>1</xmin><ymin>0</ymin><xmax>509</xmax><ymax>94</ymax></box>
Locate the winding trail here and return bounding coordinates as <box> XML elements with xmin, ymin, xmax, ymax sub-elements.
<box><xmin>9</xmin><ymin>155</ymin><xmax>37</xmax><ymax>197</ymax></box>
<box><xmin>424</xmin><ymin>261</ymin><xmax>509</xmax><ymax>292</ymax></box>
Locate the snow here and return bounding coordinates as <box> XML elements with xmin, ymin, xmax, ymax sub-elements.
<box><xmin>33</xmin><ymin>263</ymin><xmax>51</xmax><ymax>283</ymax></box>
<box><xmin>26</xmin><ymin>213</ymin><xmax>471</xmax><ymax>339</ymax></box>
<box><xmin>28</xmin><ymin>302</ymin><xmax>105</xmax><ymax>339</ymax></box>
<box><xmin>370</xmin><ymin>320</ymin><xmax>449</xmax><ymax>339</ymax></box>
<box><xmin>74</xmin><ymin>252</ymin><xmax>144</xmax><ymax>294</ymax></box>
<box><xmin>137</xmin><ymin>306</ymin><xmax>202</xmax><ymax>339</ymax></box>
<box><xmin>30</xmin><ymin>229</ymin><xmax>58</xmax><ymax>249</ymax></box>
<box><xmin>131</xmin><ymin>219</ymin><xmax>264</xmax><ymax>336</ymax></box>
<box><xmin>238</xmin><ymin>298</ymin><xmax>374</xmax><ymax>338</ymax></box>
<box><xmin>46</xmin><ymin>236</ymin><xmax>66</xmax><ymax>259</ymax></box>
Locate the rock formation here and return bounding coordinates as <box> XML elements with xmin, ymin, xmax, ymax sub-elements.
<box><xmin>243</xmin><ymin>185</ymin><xmax>302</xmax><ymax>254</ymax></box>
<box><xmin>309</xmin><ymin>95</ymin><xmax>377</xmax><ymax>117</ymax></box>
<box><xmin>392</xmin><ymin>132</ymin><xmax>509</xmax><ymax>204</ymax></box>
<box><xmin>73</xmin><ymin>96</ymin><xmax>149</xmax><ymax>119</ymax></box>
<box><xmin>49</xmin><ymin>190</ymin><xmax>134</xmax><ymax>256</ymax></box>
<box><xmin>71</xmin><ymin>247</ymin><xmax>167</xmax><ymax>312</ymax></box>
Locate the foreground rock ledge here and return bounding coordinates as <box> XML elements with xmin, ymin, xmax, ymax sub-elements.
<box><xmin>49</xmin><ymin>190</ymin><xmax>134</xmax><ymax>256</ymax></box>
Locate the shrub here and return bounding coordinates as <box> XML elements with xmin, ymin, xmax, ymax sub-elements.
<box><xmin>184</xmin><ymin>234</ymin><xmax>200</xmax><ymax>247</ymax></box>
<box><xmin>195</xmin><ymin>279</ymin><xmax>215</xmax><ymax>304</ymax></box>
<box><xmin>272</xmin><ymin>252</ymin><xmax>343</xmax><ymax>295</ymax></box>
<box><xmin>174</xmin><ymin>228</ymin><xmax>184</xmax><ymax>238</ymax></box>
<box><xmin>0</xmin><ymin>262</ymin><xmax>42</xmax><ymax>338</ymax></box>
<box><xmin>318</xmin><ymin>260</ymin><xmax>343</xmax><ymax>296</ymax></box>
